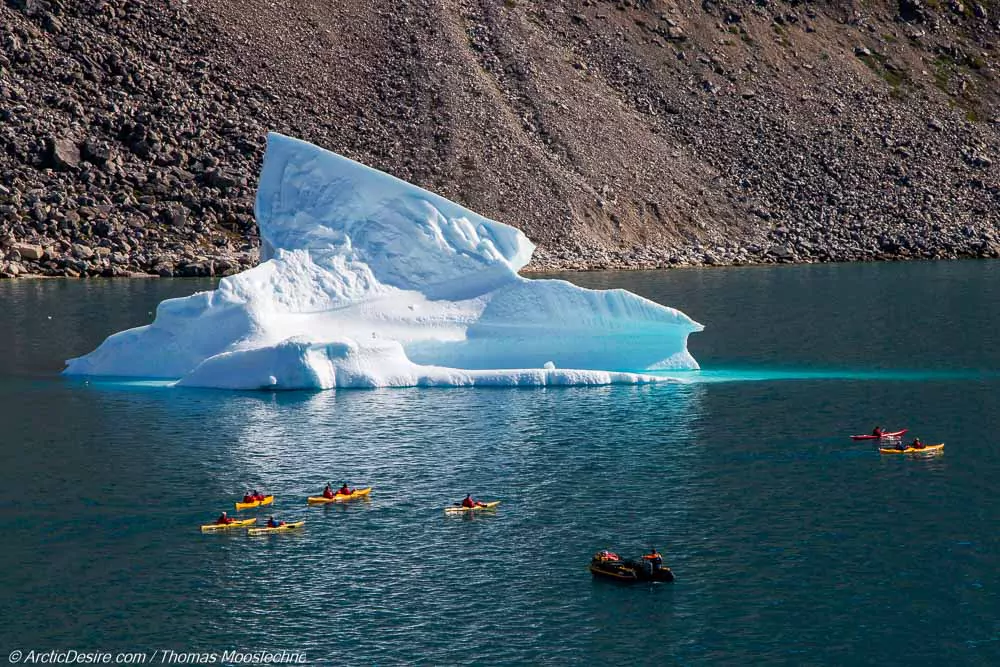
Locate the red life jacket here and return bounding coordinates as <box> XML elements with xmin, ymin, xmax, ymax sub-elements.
<box><xmin>339</xmin><ymin>487</ymin><xmax>351</xmax><ymax>496</ymax></box>
<box><xmin>243</xmin><ymin>495</ymin><xmax>254</xmax><ymax>503</ymax></box>
<box><xmin>322</xmin><ymin>489</ymin><xmax>334</xmax><ymax>499</ymax></box>
<box><xmin>462</xmin><ymin>497</ymin><xmax>474</xmax><ymax>508</ymax></box>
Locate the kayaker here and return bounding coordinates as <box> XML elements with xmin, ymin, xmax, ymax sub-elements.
<box><xmin>216</xmin><ymin>511</ymin><xmax>235</xmax><ymax>525</ymax></box>
<box><xmin>242</xmin><ymin>492</ymin><xmax>254</xmax><ymax>503</ymax></box>
<box><xmin>642</xmin><ymin>549</ymin><xmax>663</xmax><ymax>568</ymax></box>
<box><xmin>910</xmin><ymin>437</ymin><xmax>924</xmax><ymax>449</ymax></box>
<box><xmin>461</xmin><ymin>494</ymin><xmax>486</xmax><ymax>508</ymax></box>
<box><xmin>337</xmin><ymin>482</ymin><xmax>352</xmax><ymax>496</ymax></box>
<box><xmin>895</xmin><ymin>440</ymin><xmax>907</xmax><ymax>451</ymax></box>
<box><xmin>252</xmin><ymin>489</ymin><xmax>266</xmax><ymax>501</ymax></box>
<box><xmin>322</xmin><ymin>484</ymin><xmax>335</xmax><ymax>499</ymax></box>
<box><xmin>872</xmin><ymin>426</ymin><xmax>883</xmax><ymax>437</ymax></box>
<box><xmin>267</xmin><ymin>516</ymin><xmax>285</xmax><ymax>528</ymax></box>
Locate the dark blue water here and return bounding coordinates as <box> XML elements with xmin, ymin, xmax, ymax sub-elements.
<box><xmin>1</xmin><ymin>262</ymin><xmax>998</xmax><ymax>665</ymax></box>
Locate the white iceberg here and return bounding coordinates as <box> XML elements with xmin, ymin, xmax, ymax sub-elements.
<box><xmin>64</xmin><ymin>133</ymin><xmax>703</xmax><ymax>390</ymax></box>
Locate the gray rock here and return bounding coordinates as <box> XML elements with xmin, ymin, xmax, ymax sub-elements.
<box><xmin>767</xmin><ymin>245</ymin><xmax>796</xmax><ymax>261</ymax></box>
<box><xmin>179</xmin><ymin>261</ymin><xmax>214</xmax><ymax>277</ymax></box>
<box><xmin>963</xmin><ymin>151</ymin><xmax>993</xmax><ymax>168</ymax></box>
<box><xmin>205</xmin><ymin>169</ymin><xmax>239</xmax><ymax>189</ymax></box>
<box><xmin>47</xmin><ymin>137</ymin><xmax>81</xmax><ymax>170</ymax></box>
<box><xmin>665</xmin><ymin>27</ymin><xmax>686</xmax><ymax>41</ymax></box>
<box><xmin>81</xmin><ymin>138</ymin><xmax>111</xmax><ymax>166</ymax></box>
<box><xmin>16</xmin><ymin>0</ymin><xmax>51</xmax><ymax>18</ymax></box>
<box><xmin>164</xmin><ymin>205</ymin><xmax>187</xmax><ymax>227</ymax></box>
<box><xmin>93</xmin><ymin>220</ymin><xmax>117</xmax><ymax>237</ymax></box>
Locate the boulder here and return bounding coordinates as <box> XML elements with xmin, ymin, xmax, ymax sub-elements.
<box><xmin>81</xmin><ymin>138</ymin><xmax>111</xmax><ymax>166</ymax></box>
<box><xmin>46</xmin><ymin>137</ymin><xmax>81</xmax><ymax>170</ymax></box>
<box><xmin>205</xmin><ymin>169</ymin><xmax>239</xmax><ymax>189</ymax></box>
<box><xmin>12</xmin><ymin>242</ymin><xmax>44</xmax><ymax>260</ymax></box>
<box><xmin>72</xmin><ymin>244</ymin><xmax>95</xmax><ymax>259</ymax></box>
<box><xmin>164</xmin><ymin>205</ymin><xmax>187</xmax><ymax>227</ymax></box>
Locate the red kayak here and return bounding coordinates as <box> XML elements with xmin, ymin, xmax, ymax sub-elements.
<box><xmin>850</xmin><ymin>429</ymin><xmax>907</xmax><ymax>441</ymax></box>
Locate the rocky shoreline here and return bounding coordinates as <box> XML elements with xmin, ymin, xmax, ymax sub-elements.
<box><xmin>3</xmin><ymin>0</ymin><xmax>1000</xmax><ymax>279</ymax></box>
<box><xmin>4</xmin><ymin>237</ymin><xmax>996</xmax><ymax>280</ymax></box>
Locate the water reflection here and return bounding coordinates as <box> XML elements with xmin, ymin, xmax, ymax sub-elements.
<box><xmin>27</xmin><ymin>377</ymin><xmax>710</xmax><ymax>660</ymax></box>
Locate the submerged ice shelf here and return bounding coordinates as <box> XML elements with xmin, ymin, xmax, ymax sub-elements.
<box><xmin>64</xmin><ymin>133</ymin><xmax>703</xmax><ymax>390</ymax></box>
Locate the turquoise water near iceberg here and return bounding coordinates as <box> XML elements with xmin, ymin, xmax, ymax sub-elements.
<box><xmin>1</xmin><ymin>261</ymin><xmax>999</xmax><ymax>665</ymax></box>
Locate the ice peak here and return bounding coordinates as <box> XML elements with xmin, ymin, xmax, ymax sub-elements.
<box><xmin>256</xmin><ymin>133</ymin><xmax>534</xmax><ymax>295</ymax></box>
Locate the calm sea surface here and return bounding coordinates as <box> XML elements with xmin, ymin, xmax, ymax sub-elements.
<box><xmin>1</xmin><ymin>261</ymin><xmax>998</xmax><ymax>665</ymax></box>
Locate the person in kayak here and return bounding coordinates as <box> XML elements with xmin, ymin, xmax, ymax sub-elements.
<box><xmin>216</xmin><ymin>511</ymin><xmax>235</xmax><ymax>525</ymax></box>
<box><xmin>461</xmin><ymin>494</ymin><xmax>486</xmax><ymax>508</ymax></box>
<box><xmin>872</xmin><ymin>426</ymin><xmax>883</xmax><ymax>437</ymax></box>
<box><xmin>337</xmin><ymin>482</ymin><xmax>352</xmax><ymax>496</ymax></box>
<box><xmin>267</xmin><ymin>516</ymin><xmax>286</xmax><ymax>528</ymax></box>
<box><xmin>322</xmin><ymin>484</ymin><xmax>335</xmax><ymax>499</ymax></box>
<box><xmin>252</xmin><ymin>489</ymin><xmax>265</xmax><ymax>501</ymax></box>
<box><xmin>909</xmin><ymin>437</ymin><xmax>925</xmax><ymax>449</ymax></box>
<box><xmin>242</xmin><ymin>491</ymin><xmax>255</xmax><ymax>503</ymax></box>
<box><xmin>895</xmin><ymin>440</ymin><xmax>907</xmax><ymax>451</ymax></box>
<box><xmin>642</xmin><ymin>549</ymin><xmax>663</xmax><ymax>568</ymax></box>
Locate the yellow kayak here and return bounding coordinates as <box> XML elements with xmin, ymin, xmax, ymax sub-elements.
<box><xmin>444</xmin><ymin>501</ymin><xmax>500</xmax><ymax>513</ymax></box>
<box><xmin>235</xmin><ymin>495</ymin><xmax>274</xmax><ymax>511</ymax></box>
<box><xmin>200</xmin><ymin>518</ymin><xmax>256</xmax><ymax>532</ymax></box>
<box><xmin>247</xmin><ymin>521</ymin><xmax>305</xmax><ymax>536</ymax></box>
<box><xmin>307</xmin><ymin>487</ymin><xmax>372</xmax><ymax>504</ymax></box>
<box><xmin>879</xmin><ymin>443</ymin><xmax>944</xmax><ymax>455</ymax></box>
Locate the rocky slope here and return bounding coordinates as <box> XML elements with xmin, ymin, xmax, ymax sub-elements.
<box><xmin>2</xmin><ymin>0</ymin><xmax>999</xmax><ymax>277</ymax></box>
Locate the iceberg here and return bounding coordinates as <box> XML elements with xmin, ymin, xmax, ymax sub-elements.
<box><xmin>64</xmin><ymin>133</ymin><xmax>703</xmax><ymax>390</ymax></box>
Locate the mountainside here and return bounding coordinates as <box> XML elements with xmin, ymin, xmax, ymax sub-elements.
<box><xmin>2</xmin><ymin>0</ymin><xmax>1000</xmax><ymax>277</ymax></box>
